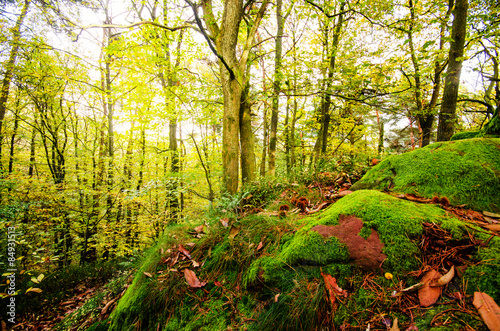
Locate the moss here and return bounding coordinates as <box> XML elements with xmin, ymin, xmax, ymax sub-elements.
<box><xmin>108</xmin><ymin>225</ymin><xmax>187</xmax><ymax>331</ymax></box>
<box><xmin>450</xmin><ymin>131</ymin><xmax>480</xmax><ymax>140</ymax></box>
<box><xmin>107</xmin><ymin>189</ymin><xmax>499</xmax><ymax>330</ymax></box>
<box><xmin>351</xmin><ymin>138</ymin><xmax>500</xmax><ymax>212</ymax></box>
<box><xmin>464</xmin><ymin>235</ymin><xmax>500</xmax><ymax>303</ymax></box>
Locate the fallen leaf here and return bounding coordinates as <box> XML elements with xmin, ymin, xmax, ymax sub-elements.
<box><xmin>485</xmin><ymin>224</ymin><xmax>500</xmax><ymax>232</ymax></box>
<box><xmin>483</xmin><ymin>211</ymin><xmax>500</xmax><ymax>219</ymax></box>
<box><xmin>321</xmin><ymin>272</ymin><xmax>347</xmax><ymax>308</ymax></box>
<box><xmin>228</xmin><ymin>225</ymin><xmax>240</xmax><ymax>240</ymax></box>
<box><xmin>257</xmin><ymin>241</ymin><xmax>263</xmax><ymax>251</ymax></box>
<box><xmin>184</xmin><ymin>269</ymin><xmax>206</xmax><ymax>288</ymax></box>
<box><xmin>473</xmin><ymin>291</ymin><xmax>500</xmax><ymax>331</ymax></box>
<box><xmin>274</xmin><ymin>293</ymin><xmax>280</xmax><ymax>302</ymax></box>
<box><xmin>214</xmin><ymin>280</ymin><xmax>222</xmax><ymax>287</ymax></box>
<box><xmin>178</xmin><ymin>244</ymin><xmax>191</xmax><ymax>259</ymax></box>
<box><xmin>385</xmin><ymin>273</ymin><xmax>393</xmax><ymax>280</ymax></box>
<box><xmin>418</xmin><ymin>270</ymin><xmax>442</xmax><ymax>307</ymax></box>
<box><xmin>338</xmin><ymin>190</ymin><xmax>353</xmax><ymax>197</ymax></box>
<box><xmin>143</xmin><ymin>272</ymin><xmax>153</xmax><ymax>278</ymax></box>
<box><xmin>194</xmin><ymin>224</ymin><xmax>204</xmax><ymax>233</ymax></box>
<box><xmin>390</xmin><ymin>317</ymin><xmax>400</xmax><ymax>331</ymax></box>
<box><xmin>192</xmin><ymin>260</ymin><xmax>200</xmax><ymax>267</ymax></box>
<box><xmin>401</xmin><ymin>282</ymin><xmax>424</xmax><ymax>292</ymax></box>
<box><xmin>306</xmin><ymin>202</ymin><xmax>330</xmax><ymax>214</ymax></box>
<box><xmin>26</xmin><ymin>287</ymin><xmax>42</xmax><ymax>294</ymax></box>
<box><xmin>431</xmin><ymin>266</ymin><xmax>455</xmax><ymax>287</ymax></box>
<box><xmin>220</xmin><ymin>218</ymin><xmax>229</xmax><ymax>227</ymax></box>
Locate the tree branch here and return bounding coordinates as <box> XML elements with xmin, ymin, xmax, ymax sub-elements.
<box><xmin>185</xmin><ymin>0</ymin><xmax>235</xmax><ymax>80</ymax></box>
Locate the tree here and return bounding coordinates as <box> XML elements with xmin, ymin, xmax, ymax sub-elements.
<box><xmin>437</xmin><ymin>0</ymin><xmax>469</xmax><ymax>141</ymax></box>
<box><xmin>189</xmin><ymin>0</ymin><xmax>269</xmax><ymax>193</ymax></box>
<box><xmin>0</xmin><ymin>0</ymin><xmax>30</xmax><ymax>154</ymax></box>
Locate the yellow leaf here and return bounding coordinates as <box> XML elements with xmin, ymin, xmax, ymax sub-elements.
<box><xmin>228</xmin><ymin>225</ymin><xmax>240</xmax><ymax>240</ymax></box>
<box><xmin>26</xmin><ymin>287</ymin><xmax>42</xmax><ymax>294</ymax></box>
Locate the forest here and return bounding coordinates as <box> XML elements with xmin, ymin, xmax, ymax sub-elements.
<box><xmin>0</xmin><ymin>0</ymin><xmax>499</xmax><ymax>329</ymax></box>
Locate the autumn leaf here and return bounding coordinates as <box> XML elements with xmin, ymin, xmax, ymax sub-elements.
<box><xmin>418</xmin><ymin>270</ymin><xmax>442</xmax><ymax>307</ymax></box>
<box><xmin>183</xmin><ymin>269</ymin><xmax>206</xmax><ymax>288</ymax></box>
<box><xmin>431</xmin><ymin>266</ymin><xmax>455</xmax><ymax>287</ymax></box>
<box><xmin>390</xmin><ymin>317</ymin><xmax>400</xmax><ymax>331</ymax></box>
<box><xmin>484</xmin><ymin>224</ymin><xmax>500</xmax><ymax>232</ymax></box>
<box><xmin>143</xmin><ymin>272</ymin><xmax>153</xmax><ymax>278</ymax></box>
<box><xmin>257</xmin><ymin>241</ymin><xmax>263</xmax><ymax>251</ymax></box>
<box><xmin>220</xmin><ymin>218</ymin><xmax>229</xmax><ymax>227</ymax></box>
<box><xmin>31</xmin><ymin>273</ymin><xmax>44</xmax><ymax>284</ymax></box>
<box><xmin>178</xmin><ymin>244</ymin><xmax>192</xmax><ymax>259</ymax></box>
<box><xmin>26</xmin><ymin>287</ymin><xmax>42</xmax><ymax>294</ymax></box>
<box><xmin>194</xmin><ymin>224</ymin><xmax>204</xmax><ymax>233</ymax></box>
<box><xmin>483</xmin><ymin>211</ymin><xmax>500</xmax><ymax>218</ymax></box>
<box><xmin>473</xmin><ymin>292</ymin><xmax>500</xmax><ymax>331</ymax></box>
<box><xmin>321</xmin><ymin>272</ymin><xmax>347</xmax><ymax>308</ymax></box>
<box><xmin>228</xmin><ymin>225</ymin><xmax>240</xmax><ymax>240</ymax></box>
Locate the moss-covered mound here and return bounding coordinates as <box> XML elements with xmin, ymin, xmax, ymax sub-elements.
<box><xmin>351</xmin><ymin>138</ymin><xmax>500</xmax><ymax>212</ymax></box>
<box><xmin>105</xmin><ymin>190</ymin><xmax>500</xmax><ymax>331</ymax></box>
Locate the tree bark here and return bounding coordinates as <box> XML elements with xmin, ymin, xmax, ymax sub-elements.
<box><xmin>268</xmin><ymin>0</ymin><xmax>283</xmax><ymax>176</ymax></box>
<box><xmin>437</xmin><ymin>0</ymin><xmax>468</xmax><ymax>141</ymax></box>
<box><xmin>240</xmin><ymin>80</ymin><xmax>256</xmax><ymax>184</ymax></box>
<box><xmin>199</xmin><ymin>0</ymin><xmax>269</xmax><ymax>193</ymax></box>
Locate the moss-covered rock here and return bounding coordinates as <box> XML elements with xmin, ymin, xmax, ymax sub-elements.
<box><xmin>351</xmin><ymin>138</ymin><xmax>500</xmax><ymax>212</ymax></box>
<box><xmin>450</xmin><ymin>131</ymin><xmax>480</xmax><ymax>140</ymax></box>
<box><xmin>108</xmin><ymin>190</ymin><xmax>500</xmax><ymax>330</ymax></box>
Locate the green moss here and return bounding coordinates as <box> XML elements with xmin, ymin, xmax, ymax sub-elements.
<box><xmin>450</xmin><ymin>131</ymin><xmax>480</xmax><ymax>140</ymax></box>
<box><xmin>352</xmin><ymin>138</ymin><xmax>500</xmax><ymax>212</ymax></box>
<box><xmin>464</xmin><ymin>236</ymin><xmax>500</xmax><ymax>302</ymax></box>
<box><xmin>107</xmin><ymin>189</ymin><xmax>499</xmax><ymax>330</ymax></box>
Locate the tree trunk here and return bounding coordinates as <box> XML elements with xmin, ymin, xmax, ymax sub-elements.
<box><xmin>240</xmin><ymin>80</ymin><xmax>256</xmax><ymax>184</ymax></box>
<box><xmin>437</xmin><ymin>0</ymin><xmax>468</xmax><ymax>141</ymax></box>
<box><xmin>8</xmin><ymin>109</ymin><xmax>19</xmax><ymax>174</ymax></box>
<box><xmin>268</xmin><ymin>0</ymin><xmax>283</xmax><ymax>176</ymax></box>
<box><xmin>28</xmin><ymin>117</ymin><xmax>36</xmax><ymax>177</ymax></box>
<box><xmin>0</xmin><ymin>0</ymin><xmax>30</xmax><ymax>138</ymax></box>
<box><xmin>199</xmin><ymin>0</ymin><xmax>269</xmax><ymax>193</ymax></box>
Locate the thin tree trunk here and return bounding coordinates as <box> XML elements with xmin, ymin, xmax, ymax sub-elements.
<box><xmin>28</xmin><ymin>117</ymin><xmax>36</xmax><ymax>177</ymax></box>
<box><xmin>437</xmin><ymin>0</ymin><xmax>468</xmax><ymax>141</ymax></box>
<box><xmin>268</xmin><ymin>0</ymin><xmax>283</xmax><ymax>176</ymax></box>
<box><xmin>8</xmin><ymin>110</ymin><xmax>19</xmax><ymax>174</ymax></box>
<box><xmin>240</xmin><ymin>80</ymin><xmax>256</xmax><ymax>184</ymax></box>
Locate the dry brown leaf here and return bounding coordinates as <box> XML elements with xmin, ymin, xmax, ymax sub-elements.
<box><xmin>431</xmin><ymin>265</ymin><xmax>455</xmax><ymax>287</ymax></box>
<box><xmin>257</xmin><ymin>241</ymin><xmax>263</xmax><ymax>251</ymax></box>
<box><xmin>321</xmin><ymin>272</ymin><xmax>347</xmax><ymax>308</ymax></box>
<box><xmin>220</xmin><ymin>218</ymin><xmax>229</xmax><ymax>227</ymax></box>
<box><xmin>473</xmin><ymin>291</ymin><xmax>500</xmax><ymax>331</ymax></box>
<box><xmin>183</xmin><ymin>269</ymin><xmax>207</xmax><ymax>288</ymax></box>
<box><xmin>389</xmin><ymin>318</ymin><xmax>400</xmax><ymax>331</ymax></box>
<box><xmin>338</xmin><ymin>190</ymin><xmax>353</xmax><ymax>197</ymax></box>
<box><xmin>274</xmin><ymin>293</ymin><xmax>280</xmax><ymax>302</ymax></box>
<box><xmin>178</xmin><ymin>244</ymin><xmax>191</xmax><ymax>259</ymax></box>
<box><xmin>228</xmin><ymin>225</ymin><xmax>240</xmax><ymax>240</ymax></box>
<box><xmin>192</xmin><ymin>260</ymin><xmax>200</xmax><ymax>268</ymax></box>
<box><xmin>26</xmin><ymin>287</ymin><xmax>42</xmax><ymax>294</ymax></box>
<box><xmin>484</xmin><ymin>211</ymin><xmax>500</xmax><ymax>219</ymax></box>
<box><xmin>485</xmin><ymin>224</ymin><xmax>500</xmax><ymax>232</ymax></box>
<box><xmin>143</xmin><ymin>272</ymin><xmax>153</xmax><ymax>278</ymax></box>
<box><xmin>194</xmin><ymin>224</ymin><xmax>204</xmax><ymax>233</ymax></box>
<box><xmin>418</xmin><ymin>269</ymin><xmax>442</xmax><ymax>307</ymax></box>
